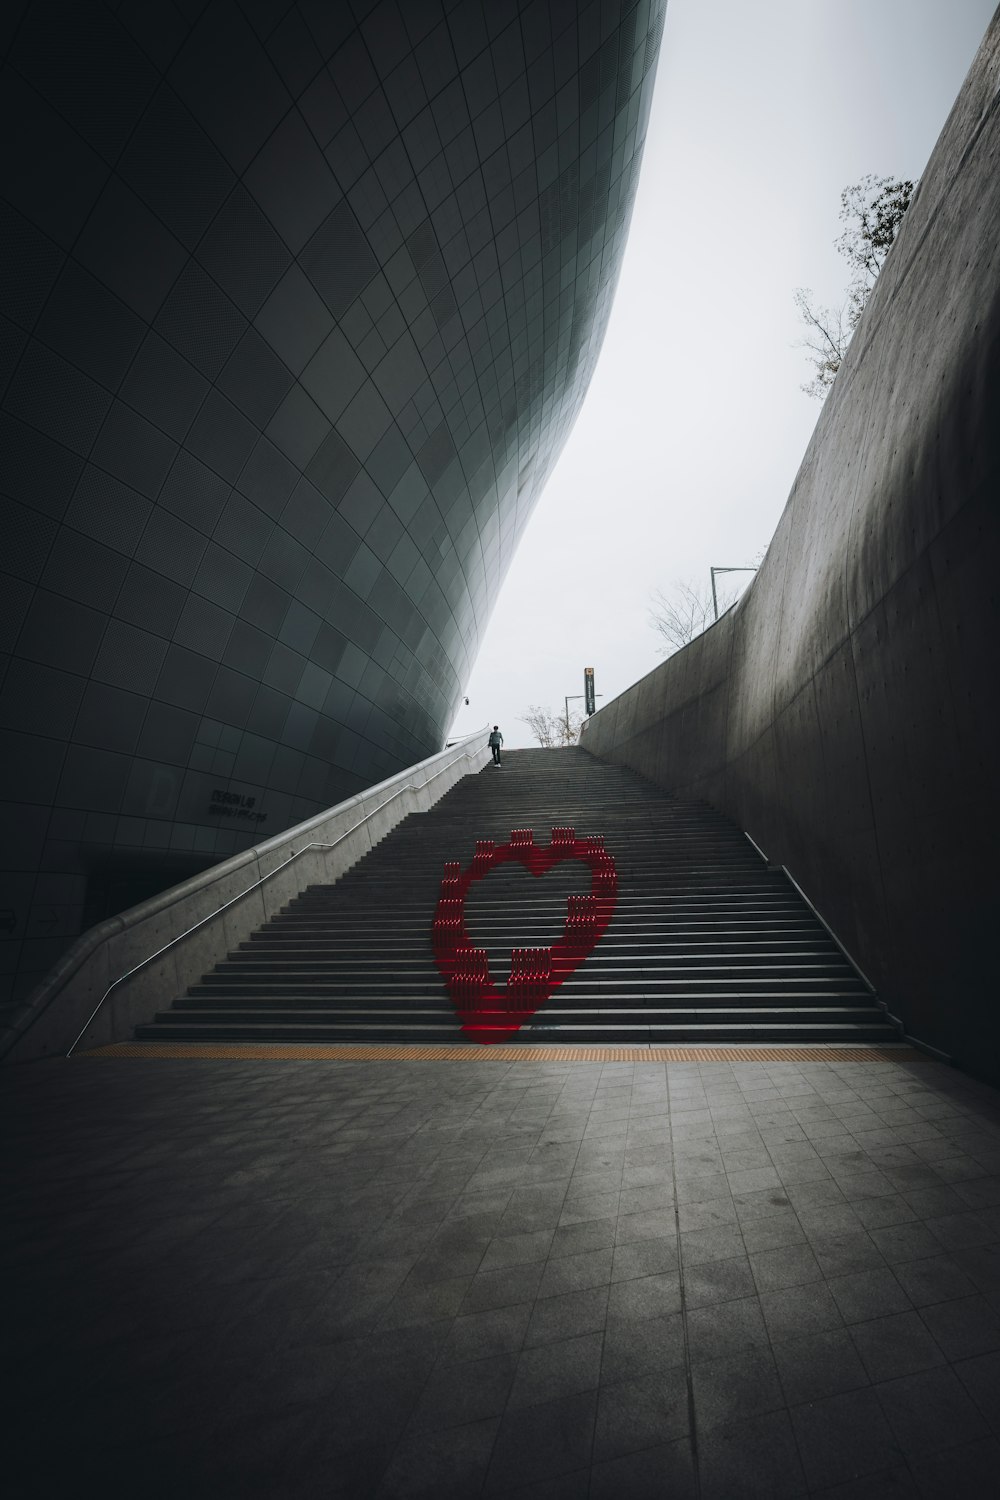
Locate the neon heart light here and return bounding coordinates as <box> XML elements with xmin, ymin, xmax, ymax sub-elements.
<box><xmin>432</xmin><ymin>827</ymin><xmax>618</xmax><ymax>1044</ymax></box>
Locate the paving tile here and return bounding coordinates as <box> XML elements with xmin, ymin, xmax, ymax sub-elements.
<box><xmin>677</xmin><ymin>1195</ymin><xmax>739</xmax><ymax>1232</ymax></box>
<box><xmin>615</xmin><ymin>1206</ymin><xmax>677</xmax><ymax>1243</ymax></box>
<box><xmin>611</xmin><ymin>1235</ymin><xmax>677</xmax><ymax>1281</ymax></box>
<box><xmin>918</xmin><ymin>1293</ymin><xmax>1000</xmax><ymax>1359</ymax></box>
<box><xmin>536</xmin><ymin>1246</ymin><xmax>614</xmax><ymax>1298</ymax></box>
<box><xmin>625</xmin><ymin>1122</ymin><xmax>671</xmax><ymax>1148</ymax></box>
<box><xmin>891</xmin><ymin>1252</ymin><xmax>976</xmax><ymax>1308</ymax></box>
<box><xmin>618</xmin><ymin>1183</ymin><xmax>673</xmax><ymax>1215</ymax></box>
<box><xmin>337</xmin><ymin>1324</ymin><xmax>448</xmax><ymax>1388</ymax></box>
<box><xmin>767</xmin><ymin>1141</ymin><xmax>824</xmax><ymax>1165</ymax></box>
<box><xmin>760</xmin><ymin>1123</ymin><xmax>809</xmax><ymax>1148</ymax></box>
<box><xmin>811</xmin><ymin>1231</ymin><xmax>886</xmax><ymax>1278</ymax></box>
<box><xmin>723</xmin><ymin>1149</ymin><xmax>776</xmax><ymax>1176</ymax></box>
<box><xmin>606</xmin><ymin>1270</ymin><xmax>681</xmax><ymax>1321</ymax></box>
<box><xmin>909</xmin><ymin>1437</ymin><xmax>1000</xmax><ymax>1500</ymax></box>
<box><xmin>785</xmin><ymin>1178</ymin><xmax>848</xmax><ymax>1209</ymax></box>
<box><xmin>672</xmin><ymin>1147</ymin><xmax>723</xmax><ymax>1173</ymax></box>
<box><xmin>593</xmin><ymin>1368</ymin><xmax>690</xmax><ymax>1461</ymax></box>
<box><xmin>868</xmin><ymin>1220</ymin><xmax>945</xmax><ymax>1264</ymax></box>
<box><xmin>790</xmin><ymin>1386</ymin><xmax>905</xmax><ymax>1490</ymax></box>
<box><xmin>590</xmin><ymin>1437</ymin><xmax>697</xmax><ymax>1500</ymax></box>
<box><xmin>740</xmin><ymin>1211</ymin><xmax>807</xmax><ymax>1255</ymax></box>
<box><xmin>687</xmin><ymin>1294</ymin><xmax>769</xmax><ymax>1362</ymax></box>
<box><xmin>430</xmin><ymin>1212</ymin><xmax>506</xmax><ymax>1250</ymax></box>
<box><xmin>675</xmin><ymin>1171</ymin><xmax>730</xmax><ymax>1203</ymax></box>
<box><xmin>406</xmin><ymin>1240</ymin><xmax>491</xmax><ymax>1284</ymax></box>
<box><xmin>11</xmin><ymin>1053</ymin><xmax>1000</xmax><ymax>1500</ymax></box>
<box><xmin>901</xmin><ymin>1183</ymin><xmax>968</xmax><ymax>1215</ymax></box>
<box><xmin>797</xmin><ymin>1204</ymin><xmax>866</xmax><ymax>1241</ymax></box>
<box><xmin>621</xmin><ymin>1163</ymin><xmax>672</xmax><ymax>1191</ymax></box>
<box><xmin>478</xmin><ymin>1229</ymin><xmax>553</xmax><ymax>1272</ymax></box>
<box><xmin>484</xmin><ymin>1388</ymin><xmax>598</xmax><ymax>1493</ymax></box>
<box><xmin>760</xmin><ymin>1282</ymin><xmax>844</xmax><ymax>1342</ymax></box>
<box><xmin>799</xmin><ymin>1122</ymin><xmax>854</xmax><ymax>1146</ymax></box>
<box><xmin>727</xmin><ymin>1165</ymin><xmax>784</xmax><ymax>1195</ymax></box>
<box><xmin>557</xmin><ymin>1191</ymin><xmax>619</xmax><ymax>1226</ymax></box>
<box><xmin>772</xmin><ymin>1327</ymin><xmax>870</xmax><ymax>1405</ymax></box>
<box><xmin>601</xmin><ymin>1312</ymin><xmax>686</xmax><ymax>1383</ymax></box>
<box><xmin>953</xmin><ymin>1177</ymin><xmax>1000</xmax><ymax>1210</ymax></box>
<box><xmin>460</xmin><ymin>1260</ymin><xmax>545</xmax><ymax>1314</ymax></box>
<box><xmin>926</xmin><ymin>1210</ymin><xmax>996</xmax><ymax>1252</ymax></box>
<box><xmin>750</xmin><ymin>1242</ymin><xmax>823</xmax><ymax>1292</ymax></box>
<box><xmin>680</xmin><ymin>1223</ymin><xmax>745</xmax><ymax>1266</ymax></box>
<box><xmin>849</xmin><ymin>1310</ymin><xmax>945</xmax><ymax>1382</ymax></box>
<box><xmin>438</xmin><ymin>1303</ymin><xmax>532</xmax><ymax>1366</ymax></box>
<box><xmin>691</xmin><ymin>1344</ymin><xmax>785</xmax><ymax>1431</ymax></box>
<box><xmin>297</xmin><ymin>1367</ymin><xmax>425</xmax><ymax>1457</ymax></box>
<box><xmin>194</xmin><ymin>1406</ymin><xmax>320</xmax><ymax>1495</ymax></box>
<box><xmin>496</xmin><ymin>1202</ymin><xmax>565</xmax><ymax>1236</ymax></box>
<box><xmin>953</xmin><ymin>1243</ymin><xmax>1000</xmax><ymax>1299</ymax></box>
<box><xmin>683</xmin><ymin>1253</ymin><xmax>756</xmax><ymax>1308</ymax></box>
<box><xmin>828</xmin><ymin>1267</ymin><xmax>912</xmax><ymax>1324</ymax></box>
<box><xmin>408</xmin><ymin>1354</ymin><xmax>516</xmax><ymax>1433</ymax></box>
<box><xmin>699</xmin><ymin>1408</ymin><xmax>807</xmax><ymax>1499</ymax></box>
<box><xmin>523</xmin><ymin>1284</ymin><xmax>609</xmax><ymax>1347</ymax></box>
<box><xmin>547</xmin><ymin>1215</ymin><xmax>617</xmax><ymax>1259</ymax></box>
<box><xmin>625</xmin><ymin>1145</ymin><xmax>673</xmax><ymax>1172</ymax></box>
<box><xmin>774</xmin><ymin>1156</ymin><xmax>833</xmax><ymax>1186</ymax></box>
<box><xmin>874</xmin><ymin>1363</ymin><xmax>989</xmax><ymax>1458</ymax></box>
<box><xmin>507</xmin><ymin>1330</ymin><xmax>604</xmax><ymax>1411</ymax></box>
<box><xmin>836</xmin><ymin>1170</ymin><xmax>897</xmax><ymax>1201</ymax></box>
<box><xmin>851</xmin><ymin>1195</ymin><xmax>918</xmax><ymax>1230</ymax></box>
<box><xmin>568</xmin><ymin>1159</ymin><xmax>622</xmax><ymax>1187</ymax></box>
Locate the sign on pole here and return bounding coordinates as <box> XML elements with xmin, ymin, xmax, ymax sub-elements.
<box><xmin>584</xmin><ymin>666</ymin><xmax>596</xmax><ymax>716</ymax></box>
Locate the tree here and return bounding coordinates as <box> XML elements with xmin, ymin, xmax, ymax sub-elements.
<box><xmin>836</xmin><ymin>175</ymin><xmax>915</xmax><ymax>285</ymax></box>
<box><xmin>648</xmin><ymin>578</ymin><xmax>736</xmax><ymax>657</ymax></box>
<box><xmin>519</xmin><ymin>704</ymin><xmax>583</xmax><ymax>747</ymax></box>
<box><xmin>796</xmin><ymin>174</ymin><xmax>916</xmax><ymax>399</ymax></box>
<box><xmin>793</xmin><ymin>286</ymin><xmax>863</xmax><ymax>401</ymax></box>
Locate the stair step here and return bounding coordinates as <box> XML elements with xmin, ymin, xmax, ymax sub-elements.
<box><xmin>154</xmin><ymin>1006</ymin><xmax>888</xmax><ymax>1025</ymax></box>
<box><xmin>136</xmin><ymin>1021</ymin><xmax>897</xmax><ymax>1043</ymax></box>
<box><xmin>137</xmin><ymin>747</ymin><xmax>891</xmax><ymax>1048</ymax></box>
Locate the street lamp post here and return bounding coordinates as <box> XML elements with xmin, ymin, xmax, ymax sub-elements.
<box><xmin>564</xmin><ymin>693</ymin><xmax>602</xmax><ymax>742</ymax></box>
<box><xmin>710</xmin><ymin>565</ymin><xmax>759</xmax><ymax>621</ymax></box>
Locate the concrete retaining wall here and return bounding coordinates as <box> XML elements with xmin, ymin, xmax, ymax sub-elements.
<box><xmin>582</xmin><ymin>18</ymin><xmax>1000</xmax><ymax>1079</ymax></box>
<box><xmin>2</xmin><ymin>733</ymin><xmax>491</xmax><ymax>1061</ymax></box>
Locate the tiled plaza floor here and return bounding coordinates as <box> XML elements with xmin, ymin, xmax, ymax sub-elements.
<box><xmin>4</xmin><ymin>1052</ymin><xmax>1000</xmax><ymax>1498</ymax></box>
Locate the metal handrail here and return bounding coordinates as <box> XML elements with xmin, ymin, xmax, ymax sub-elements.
<box><xmin>745</xmin><ymin>828</ymin><xmax>952</xmax><ymax>1060</ymax></box>
<box><xmin>66</xmin><ymin>733</ymin><xmax>488</xmax><ymax>1057</ymax></box>
<box><xmin>742</xmin><ymin>830</ymin><xmax>877</xmax><ymax>993</ymax></box>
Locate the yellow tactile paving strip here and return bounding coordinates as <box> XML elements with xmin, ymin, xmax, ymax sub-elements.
<box><xmin>83</xmin><ymin>1041</ymin><xmax>920</xmax><ymax>1063</ymax></box>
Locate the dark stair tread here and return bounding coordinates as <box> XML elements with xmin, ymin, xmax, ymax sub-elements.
<box><xmin>136</xmin><ymin>747</ymin><xmax>891</xmax><ymax>1048</ymax></box>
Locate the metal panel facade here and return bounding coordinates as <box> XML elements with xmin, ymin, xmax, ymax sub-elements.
<box><xmin>0</xmin><ymin>1</ymin><xmax>665</xmax><ymax>1008</ymax></box>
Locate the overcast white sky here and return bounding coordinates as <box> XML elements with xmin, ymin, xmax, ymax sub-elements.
<box><xmin>448</xmin><ymin>0</ymin><xmax>996</xmax><ymax>748</ymax></box>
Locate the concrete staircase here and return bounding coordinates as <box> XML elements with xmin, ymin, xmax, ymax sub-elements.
<box><xmin>136</xmin><ymin>748</ymin><xmax>898</xmax><ymax>1045</ymax></box>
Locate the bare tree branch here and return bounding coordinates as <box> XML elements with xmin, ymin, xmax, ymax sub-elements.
<box><xmin>648</xmin><ymin>578</ymin><xmax>738</xmax><ymax>657</ymax></box>
<box><xmin>794</xmin><ymin>287</ymin><xmax>854</xmax><ymax>399</ymax></box>
<box><xmin>519</xmin><ymin>704</ymin><xmax>584</xmax><ymax>747</ymax></box>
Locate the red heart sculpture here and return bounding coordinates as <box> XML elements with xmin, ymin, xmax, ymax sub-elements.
<box><xmin>432</xmin><ymin>828</ymin><xmax>618</xmax><ymax>1044</ymax></box>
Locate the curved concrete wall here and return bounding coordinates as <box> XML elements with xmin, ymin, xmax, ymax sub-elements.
<box><xmin>582</xmin><ymin>16</ymin><xmax>1000</xmax><ymax>1079</ymax></box>
<box><xmin>0</xmin><ymin>2</ymin><xmax>666</xmax><ymax>1012</ymax></box>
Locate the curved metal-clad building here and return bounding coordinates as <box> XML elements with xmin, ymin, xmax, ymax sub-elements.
<box><xmin>0</xmin><ymin>0</ymin><xmax>665</xmax><ymax>1008</ymax></box>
